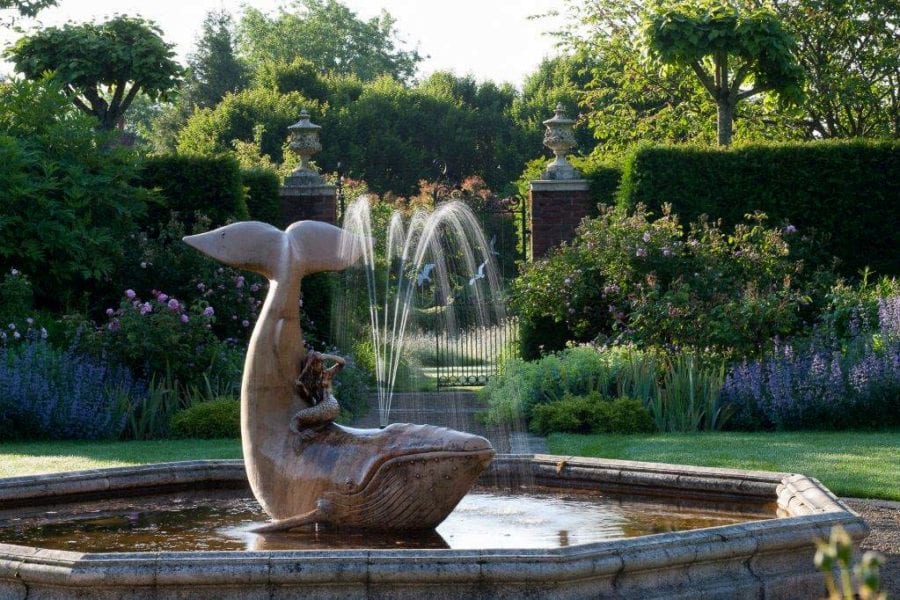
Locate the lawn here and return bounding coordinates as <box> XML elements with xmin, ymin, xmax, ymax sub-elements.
<box><xmin>1</xmin><ymin>431</ymin><xmax>897</xmax><ymax>501</ymax></box>
<box><xmin>547</xmin><ymin>431</ymin><xmax>900</xmax><ymax>501</ymax></box>
<box><xmin>0</xmin><ymin>439</ymin><xmax>242</xmax><ymax>478</ymax></box>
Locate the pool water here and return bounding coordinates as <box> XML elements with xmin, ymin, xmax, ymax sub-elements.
<box><xmin>0</xmin><ymin>486</ymin><xmax>772</xmax><ymax>552</ymax></box>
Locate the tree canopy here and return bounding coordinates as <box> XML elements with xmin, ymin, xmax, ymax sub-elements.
<box><xmin>0</xmin><ymin>0</ymin><xmax>55</xmax><ymax>18</ymax></box>
<box><xmin>237</xmin><ymin>0</ymin><xmax>422</xmax><ymax>83</ymax></box>
<box><xmin>6</xmin><ymin>15</ymin><xmax>183</xmax><ymax>130</ymax></box>
<box><xmin>771</xmin><ymin>0</ymin><xmax>898</xmax><ymax>139</ymax></box>
<box><xmin>188</xmin><ymin>9</ymin><xmax>248</xmax><ymax>109</ymax></box>
<box><xmin>643</xmin><ymin>0</ymin><xmax>804</xmax><ymax>145</ymax></box>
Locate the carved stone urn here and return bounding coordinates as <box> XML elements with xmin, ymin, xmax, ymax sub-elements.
<box><xmin>287</xmin><ymin>109</ymin><xmax>324</xmax><ymax>184</ymax></box>
<box><xmin>541</xmin><ymin>102</ymin><xmax>579</xmax><ymax>180</ymax></box>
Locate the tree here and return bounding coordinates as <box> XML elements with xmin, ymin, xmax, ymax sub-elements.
<box><xmin>6</xmin><ymin>16</ymin><xmax>183</xmax><ymax>130</ymax></box>
<box><xmin>188</xmin><ymin>9</ymin><xmax>248</xmax><ymax>109</ymax></box>
<box><xmin>643</xmin><ymin>0</ymin><xmax>804</xmax><ymax>146</ymax></box>
<box><xmin>0</xmin><ymin>0</ymin><xmax>54</xmax><ymax>18</ymax></box>
<box><xmin>770</xmin><ymin>0</ymin><xmax>898</xmax><ymax>139</ymax></box>
<box><xmin>237</xmin><ymin>0</ymin><xmax>422</xmax><ymax>83</ymax></box>
<box><xmin>510</xmin><ymin>55</ymin><xmax>597</xmax><ymax>155</ymax></box>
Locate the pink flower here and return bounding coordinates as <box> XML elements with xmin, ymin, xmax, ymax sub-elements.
<box><xmin>167</xmin><ymin>298</ymin><xmax>180</xmax><ymax>311</ymax></box>
<box><xmin>636</xmin><ymin>247</ymin><xmax>647</xmax><ymax>258</ymax></box>
<box><xmin>140</xmin><ymin>302</ymin><xmax>152</xmax><ymax>315</ymax></box>
<box><xmin>250</xmin><ymin>283</ymin><xmax>260</xmax><ymax>293</ymax></box>
<box><xmin>105</xmin><ymin>308</ymin><xmax>115</xmax><ymax>317</ymax></box>
<box><xmin>235</xmin><ymin>276</ymin><xmax>245</xmax><ymax>288</ymax></box>
<box><xmin>203</xmin><ymin>306</ymin><xmax>215</xmax><ymax>318</ymax></box>
<box><xmin>108</xmin><ymin>319</ymin><xmax>120</xmax><ymax>332</ymax></box>
<box><xmin>158</xmin><ymin>293</ymin><xmax>169</xmax><ymax>303</ymax></box>
<box><xmin>180</xmin><ymin>314</ymin><xmax>190</xmax><ymax>324</ymax></box>
<box><xmin>125</xmin><ymin>289</ymin><xmax>136</xmax><ymax>299</ymax></box>
<box><xmin>197</xmin><ymin>283</ymin><xmax>206</xmax><ymax>292</ymax></box>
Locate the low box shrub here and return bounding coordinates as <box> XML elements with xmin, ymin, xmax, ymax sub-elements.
<box><xmin>529</xmin><ymin>392</ymin><xmax>654</xmax><ymax>435</ymax></box>
<box><xmin>169</xmin><ymin>397</ymin><xmax>240</xmax><ymax>439</ymax></box>
<box><xmin>617</xmin><ymin>140</ymin><xmax>900</xmax><ymax>277</ymax></box>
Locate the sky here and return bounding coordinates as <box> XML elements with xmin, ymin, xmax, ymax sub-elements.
<box><xmin>0</xmin><ymin>0</ymin><xmax>566</xmax><ymax>87</ymax></box>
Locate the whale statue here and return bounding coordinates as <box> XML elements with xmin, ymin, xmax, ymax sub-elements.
<box><xmin>183</xmin><ymin>220</ymin><xmax>495</xmax><ymax>531</ymax></box>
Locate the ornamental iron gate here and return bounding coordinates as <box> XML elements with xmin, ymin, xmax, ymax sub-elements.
<box><xmin>431</xmin><ymin>191</ymin><xmax>527</xmax><ymax>388</ymax></box>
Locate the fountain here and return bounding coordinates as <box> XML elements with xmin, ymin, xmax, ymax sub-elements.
<box><xmin>337</xmin><ymin>196</ymin><xmax>505</xmax><ymax>426</ymax></box>
<box><xmin>0</xmin><ymin>217</ymin><xmax>869</xmax><ymax>599</ymax></box>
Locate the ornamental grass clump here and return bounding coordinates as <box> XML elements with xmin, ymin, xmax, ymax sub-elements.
<box><xmin>0</xmin><ymin>339</ymin><xmax>144</xmax><ymax>440</ymax></box>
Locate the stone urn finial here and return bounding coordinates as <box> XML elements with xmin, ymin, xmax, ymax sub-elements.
<box><xmin>287</xmin><ymin>109</ymin><xmax>323</xmax><ymax>181</ymax></box>
<box><xmin>541</xmin><ymin>103</ymin><xmax>579</xmax><ymax>180</ymax></box>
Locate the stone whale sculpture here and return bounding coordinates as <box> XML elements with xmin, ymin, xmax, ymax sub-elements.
<box><xmin>183</xmin><ymin>220</ymin><xmax>494</xmax><ymax>532</ymax></box>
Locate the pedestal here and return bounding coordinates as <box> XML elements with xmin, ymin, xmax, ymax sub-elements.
<box><xmin>529</xmin><ymin>179</ymin><xmax>592</xmax><ymax>259</ymax></box>
<box><xmin>279</xmin><ymin>178</ymin><xmax>337</xmax><ymax>227</ymax></box>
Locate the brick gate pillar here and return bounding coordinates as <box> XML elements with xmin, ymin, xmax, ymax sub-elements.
<box><xmin>529</xmin><ymin>179</ymin><xmax>591</xmax><ymax>259</ymax></box>
<box><xmin>528</xmin><ymin>103</ymin><xmax>590</xmax><ymax>259</ymax></box>
<box><xmin>279</xmin><ymin>109</ymin><xmax>337</xmax><ymax>227</ymax></box>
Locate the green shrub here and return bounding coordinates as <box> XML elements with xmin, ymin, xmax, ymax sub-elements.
<box><xmin>617</xmin><ymin>141</ymin><xmax>900</xmax><ymax>277</ymax></box>
<box><xmin>529</xmin><ymin>392</ymin><xmax>654</xmax><ymax>435</ymax></box>
<box><xmin>138</xmin><ymin>154</ymin><xmax>249</xmax><ymax>229</ymax></box>
<box><xmin>512</xmin><ymin>204</ymin><xmax>828</xmax><ymax>359</ymax></box>
<box><xmin>481</xmin><ymin>345</ymin><xmax>632</xmax><ymax>425</ymax></box>
<box><xmin>169</xmin><ymin>397</ymin><xmax>240</xmax><ymax>439</ymax></box>
<box><xmin>241</xmin><ymin>166</ymin><xmax>281</xmax><ymax>225</ymax></box>
<box><xmin>116</xmin><ymin>215</ymin><xmax>267</xmax><ymax>343</ymax></box>
<box><xmin>78</xmin><ymin>288</ymin><xmax>241</xmax><ymax>392</ymax></box>
<box><xmin>0</xmin><ymin>78</ymin><xmax>149</xmax><ymax>309</ymax></box>
<box><xmin>333</xmin><ymin>360</ymin><xmax>372</xmax><ymax>422</ymax></box>
<box><xmin>519</xmin><ymin>314</ymin><xmax>574</xmax><ymax>360</ymax></box>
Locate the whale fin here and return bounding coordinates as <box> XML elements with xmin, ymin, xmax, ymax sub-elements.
<box><xmin>285</xmin><ymin>221</ymin><xmax>365</xmax><ymax>276</ymax></box>
<box><xmin>183</xmin><ymin>221</ymin><xmax>283</xmax><ymax>279</ymax></box>
<box><xmin>249</xmin><ymin>507</ymin><xmax>321</xmax><ymax>533</ymax></box>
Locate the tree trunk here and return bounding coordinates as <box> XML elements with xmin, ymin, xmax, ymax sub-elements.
<box><xmin>717</xmin><ymin>100</ymin><xmax>733</xmax><ymax>146</ymax></box>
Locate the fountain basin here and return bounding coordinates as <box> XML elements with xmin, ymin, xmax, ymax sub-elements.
<box><xmin>0</xmin><ymin>456</ymin><xmax>867</xmax><ymax>599</ymax></box>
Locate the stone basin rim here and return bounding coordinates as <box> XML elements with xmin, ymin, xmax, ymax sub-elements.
<box><xmin>0</xmin><ymin>455</ymin><xmax>869</xmax><ymax>599</ymax></box>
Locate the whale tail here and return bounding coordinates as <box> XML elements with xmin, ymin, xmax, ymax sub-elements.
<box><xmin>183</xmin><ymin>220</ymin><xmax>364</xmax><ymax>279</ymax></box>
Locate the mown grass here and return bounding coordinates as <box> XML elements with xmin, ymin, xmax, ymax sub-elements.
<box><xmin>547</xmin><ymin>431</ymin><xmax>900</xmax><ymax>501</ymax></box>
<box><xmin>2</xmin><ymin>432</ymin><xmax>897</xmax><ymax>501</ymax></box>
<box><xmin>0</xmin><ymin>439</ymin><xmax>242</xmax><ymax>478</ymax></box>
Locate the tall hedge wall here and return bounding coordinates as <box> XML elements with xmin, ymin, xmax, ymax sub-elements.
<box><xmin>139</xmin><ymin>155</ymin><xmax>249</xmax><ymax>228</ymax></box>
<box><xmin>617</xmin><ymin>140</ymin><xmax>900</xmax><ymax>277</ymax></box>
<box><xmin>241</xmin><ymin>167</ymin><xmax>282</xmax><ymax>225</ymax></box>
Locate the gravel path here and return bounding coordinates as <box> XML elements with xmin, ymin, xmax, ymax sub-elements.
<box><xmin>845</xmin><ymin>498</ymin><xmax>900</xmax><ymax>597</ymax></box>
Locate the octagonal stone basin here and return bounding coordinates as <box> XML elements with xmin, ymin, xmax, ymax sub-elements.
<box><xmin>0</xmin><ymin>456</ymin><xmax>867</xmax><ymax>599</ymax></box>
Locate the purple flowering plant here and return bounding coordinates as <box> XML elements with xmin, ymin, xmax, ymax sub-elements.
<box><xmin>0</xmin><ymin>339</ymin><xmax>144</xmax><ymax>440</ymax></box>
<box><xmin>722</xmin><ymin>279</ymin><xmax>900</xmax><ymax>430</ymax></box>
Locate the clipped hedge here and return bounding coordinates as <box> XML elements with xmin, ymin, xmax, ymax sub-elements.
<box><xmin>241</xmin><ymin>166</ymin><xmax>281</xmax><ymax>225</ymax></box>
<box><xmin>139</xmin><ymin>154</ymin><xmax>249</xmax><ymax>228</ymax></box>
<box><xmin>617</xmin><ymin>140</ymin><xmax>900</xmax><ymax>277</ymax></box>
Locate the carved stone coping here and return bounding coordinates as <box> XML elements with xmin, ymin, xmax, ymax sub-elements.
<box><xmin>529</xmin><ymin>179</ymin><xmax>590</xmax><ymax>192</ymax></box>
<box><xmin>0</xmin><ymin>457</ymin><xmax>868</xmax><ymax>599</ymax></box>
